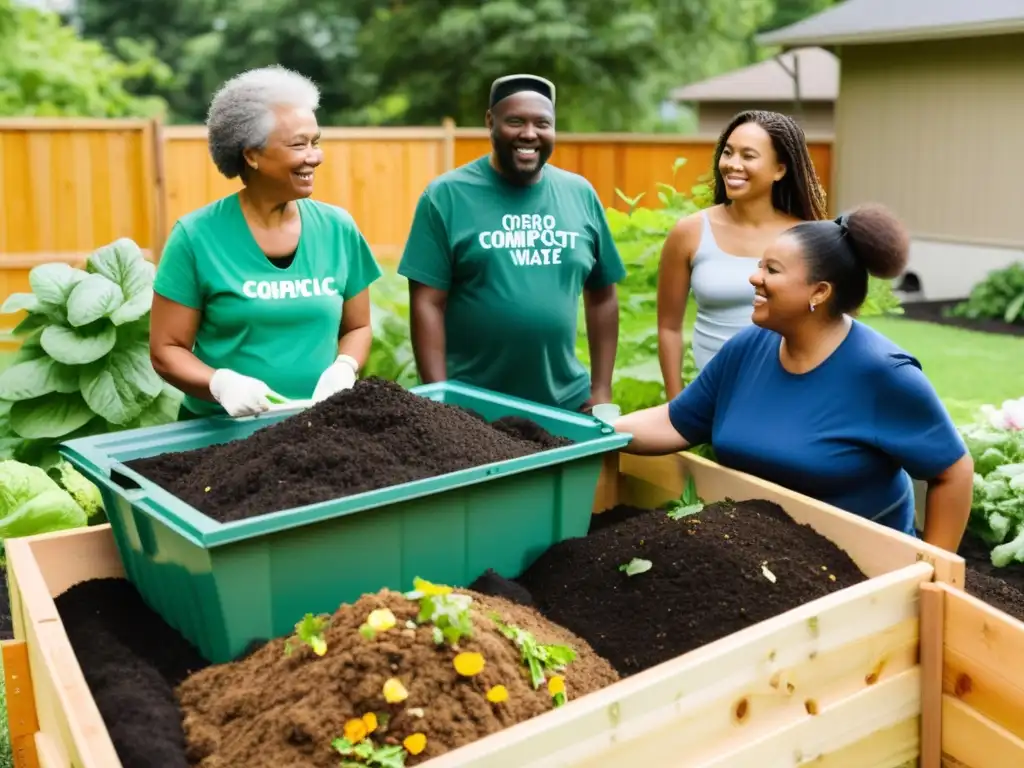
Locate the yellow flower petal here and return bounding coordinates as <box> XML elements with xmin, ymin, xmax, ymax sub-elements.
<box><xmin>486</xmin><ymin>685</ymin><xmax>508</xmax><ymax>703</ymax></box>
<box><xmin>453</xmin><ymin>651</ymin><xmax>485</xmax><ymax>677</ymax></box>
<box><xmin>343</xmin><ymin>717</ymin><xmax>367</xmax><ymax>743</ymax></box>
<box><xmin>383</xmin><ymin>678</ymin><xmax>409</xmax><ymax>703</ymax></box>
<box><xmin>367</xmin><ymin>608</ymin><xmax>396</xmax><ymax>632</ymax></box>
<box><xmin>404</xmin><ymin>732</ymin><xmax>427</xmax><ymax>756</ymax></box>
<box><xmin>548</xmin><ymin>675</ymin><xmax>565</xmax><ymax>696</ymax></box>
<box><xmin>413</xmin><ymin>576</ymin><xmax>453</xmax><ymax>596</ymax></box>
<box><xmin>361</xmin><ymin>712</ymin><xmax>378</xmax><ymax>733</ymax></box>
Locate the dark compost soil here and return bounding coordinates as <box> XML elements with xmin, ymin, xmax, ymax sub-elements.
<box><xmin>53</xmin><ymin>578</ymin><xmax>209</xmax><ymax>768</ymax></box>
<box><xmin>125</xmin><ymin>378</ymin><xmax>571</xmax><ymax>523</ymax></box>
<box><xmin>898</xmin><ymin>299</ymin><xmax>1024</xmax><ymax>337</ymax></box>
<box><xmin>511</xmin><ymin>501</ymin><xmax>868</xmax><ymax>676</ymax></box>
<box><xmin>0</xmin><ymin>571</ymin><xmax>11</xmax><ymax>641</ymax></box>
<box><xmin>176</xmin><ymin>588</ymin><xmax>618</xmax><ymax>767</ymax></box>
<box><xmin>959</xmin><ymin>531</ymin><xmax>1024</xmax><ymax>623</ymax></box>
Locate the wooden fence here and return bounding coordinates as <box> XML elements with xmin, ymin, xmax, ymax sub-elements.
<box><xmin>0</xmin><ymin>117</ymin><xmax>833</xmax><ymax>343</ymax></box>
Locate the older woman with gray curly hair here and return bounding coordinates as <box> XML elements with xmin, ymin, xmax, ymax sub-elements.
<box><xmin>150</xmin><ymin>65</ymin><xmax>382</xmax><ymax>419</ymax></box>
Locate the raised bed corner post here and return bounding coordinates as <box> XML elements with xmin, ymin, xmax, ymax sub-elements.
<box><xmin>919</xmin><ymin>583</ymin><xmax>945</xmax><ymax>768</ymax></box>
<box><xmin>2</xmin><ymin>639</ymin><xmax>41</xmax><ymax>768</ymax></box>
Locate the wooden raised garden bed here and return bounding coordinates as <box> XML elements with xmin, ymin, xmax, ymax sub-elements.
<box><xmin>1</xmin><ymin>451</ymin><xmax>974</xmax><ymax>767</ymax></box>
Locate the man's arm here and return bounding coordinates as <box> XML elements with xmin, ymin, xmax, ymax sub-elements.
<box><xmin>408</xmin><ymin>281</ymin><xmax>448</xmax><ymax>383</ymax></box>
<box><xmin>583</xmin><ymin>283</ymin><xmax>618</xmax><ymax>403</ymax></box>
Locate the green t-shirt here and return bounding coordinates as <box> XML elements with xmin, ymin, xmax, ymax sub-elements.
<box><xmin>397</xmin><ymin>156</ymin><xmax>626</xmax><ymax>410</ymax></box>
<box><xmin>153</xmin><ymin>193</ymin><xmax>382</xmax><ymax>417</ymax></box>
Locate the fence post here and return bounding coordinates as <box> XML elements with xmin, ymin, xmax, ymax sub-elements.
<box><xmin>441</xmin><ymin>117</ymin><xmax>456</xmax><ymax>173</ymax></box>
<box><xmin>148</xmin><ymin>117</ymin><xmax>168</xmax><ymax>262</ymax></box>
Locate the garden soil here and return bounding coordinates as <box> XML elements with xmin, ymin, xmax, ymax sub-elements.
<box><xmin>126</xmin><ymin>378</ymin><xmax>571</xmax><ymax>523</ymax></box>
<box><xmin>515</xmin><ymin>501</ymin><xmax>868</xmax><ymax>675</ymax></box>
<box><xmin>176</xmin><ymin>588</ymin><xmax>618</xmax><ymax>767</ymax></box>
<box><xmin>53</xmin><ymin>578</ymin><xmax>210</xmax><ymax>768</ymax></box>
<box><xmin>959</xmin><ymin>532</ymin><xmax>1024</xmax><ymax>623</ymax></box>
<box><xmin>899</xmin><ymin>299</ymin><xmax>1024</xmax><ymax>338</ymax></box>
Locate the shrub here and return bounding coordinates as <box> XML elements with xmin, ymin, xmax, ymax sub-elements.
<box><xmin>949</xmin><ymin>262</ymin><xmax>1024</xmax><ymax>325</ymax></box>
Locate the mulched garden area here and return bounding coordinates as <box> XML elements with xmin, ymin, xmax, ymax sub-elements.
<box><xmin>959</xmin><ymin>531</ymin><xmax>1024</xmax><ymax>623</ymax></box>
<box><xmin>899</xmin><ymin>299</ymin><xmax>1024</xmax><ymax>338</ymax></box>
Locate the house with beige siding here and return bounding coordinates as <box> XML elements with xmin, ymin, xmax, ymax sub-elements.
<box><xmin>670</xmin><ymin>47</ymin><xmax>838</xmax><ymax>135</ymax></box>
<box><xmin>758</xmin><ymin>0</ymin><xmax>1024</xmax><ymax>301</ymax></box>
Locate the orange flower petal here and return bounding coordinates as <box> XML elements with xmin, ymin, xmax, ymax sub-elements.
<box><xmin>362</xmin><ymin>712</ymin><xmax>378</xmax><ymax>733</ymax></box>
<box><xmin>343</xmin><ymin>717</ymin><xmax>367</xmax><ymax>743</ymax></box>
<box><xmin>404</xmin><ymin>732</ymin><xmax>427</xmax><ymax>755</ymax></box>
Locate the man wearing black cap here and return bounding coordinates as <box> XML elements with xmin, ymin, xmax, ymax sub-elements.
<box><xmin>397</xmin><ymin>74</ymin><xmax>625</xmax><ymax>412</ymax></box>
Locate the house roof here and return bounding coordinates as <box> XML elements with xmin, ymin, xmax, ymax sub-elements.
<box><xmin>670</xmin><ymin>47</ymin><xmax>838</xmax><ymax>103</ymax></box>
<box><xmin>757</xmin><ymin>0</ymin><xmax>1024</xmax><ymax>47</ymax></box>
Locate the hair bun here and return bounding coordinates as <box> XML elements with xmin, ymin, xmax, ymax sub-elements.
<box><xmin>842</xmin><ymin>203</ymin><xmax>910</xmax><ymax>279</ymax></box>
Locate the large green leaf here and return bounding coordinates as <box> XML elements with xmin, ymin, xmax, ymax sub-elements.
<box><xmin>9</xmin><ymin>392</ymin><xmax>96</xmax><ymax>439</ymax></box>
<box><xmin>40</xmin><ymin>322</ymin><xmax>117</xmax><ymax>365</ymax></box>
<box><xmin>0</xmin><ymin>357</ymin><xmax>79</xmax><ymax>401</ymax></box>
<box><xmin>86</xmin><ymin>239</ymin><xmax>155</xmax><ymax>326</ymax></box>
<box><xmin>0</xmin><ymin>461</ymin><xmax>88</xmax><ymax>539</ymax></box>
<box><xmin>0</xmin><ymin>292</ymin><xmax>39</xmax><ymax>314</ymax></box>
<box><xmin>78</xmin><ymin>342</ymin><xmax>163</xmax><ymax>425</ymax></box>
<box><xmin>65</xmin><ymin>273</ymin><xmax>125</xmax><ymax>327</ymax></box>
<box><xmin>10</xmin><ymin>311</ymin><xmax>49</xmax><ymax>337</ymax></box>
<box><xmin>28</xmin><ymin>263</ymin><xmax>88</xmax><ymax>310</ymax></box>
<box><xmin>120</xmin><ymin>382</ymin><xmax>183</xmax><ymax>428</ymax></box>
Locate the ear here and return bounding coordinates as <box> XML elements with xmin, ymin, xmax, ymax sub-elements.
<box><xmin>811</xmin><ymin>281</ymin><xmax>833</xmax><ymax>308</ymax></box>
<box><xmin>485</xmin><ymin>109</ymin><xmax>494</xmax><ymax>131</ymax></box>
<box><xmin>241</xmin><ymin>147</ymin><xmax>261</xmax><ymax>171</ymax></box>
<box><xmin>773</xmin><ymin>162</ymin><xmax>788</xmax><ymax>183</ymax></box>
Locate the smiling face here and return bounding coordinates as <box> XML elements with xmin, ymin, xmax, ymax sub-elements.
<box><xmin>717</xmin><ymin>121</ymin><xmax>787</xmax><ymax>203</ymax></box>
<box><xmin>243</xmin><ymin>105</ymin><xmax>323</xmax><ymax>198</ymax></box>
<box><xmin>749</xmin><ymin>231</ymin><xmax>833</xmax><ymax>332</ymax></box>
<box><xmin>486</xmin><ymin>91</ymin><xmax>555</xmax><ymax>184</ymax></box>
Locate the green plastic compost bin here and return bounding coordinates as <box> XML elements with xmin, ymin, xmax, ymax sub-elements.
<box><xmin>60</xmin><ymin>381</ymin><xmax>632</xmax><ymax>663</ymax></box>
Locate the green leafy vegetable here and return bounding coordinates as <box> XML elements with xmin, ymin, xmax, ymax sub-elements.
<box><xmin>489</xmin><ymin>613</ymin><xmax>577</xmax><ymax>689</ymax></box>
<box><xmin>284</xmin><ymin>612</ymin><xmax>330</xmax><ymax>656</ymax></box>
<box><xmin>0</xmin><ymin>459</ymin><xmax>89</xmax><ymax>539</ymax></box>
<box><xmin>619</xmin><ymin>557</ymin><xmax>653</xmax><ymax>576</ymax></box>
<box><xmin>958</xmin><ymin>406</ymin><xmax>1024</xmax><ymax>568</ymax></box>
<box><xmin>332</xmin><ymin>737</ymin><xmax>407</xmax><ymax>768</ymax></box>
<box><xmin>666</xmin><ymin>474</ymin><xmax>704</xmax><ymax>519</ymax></box>
<box><xmin>0</xmin><ymin>238</ymin><xmax>182</xmax><ymax>467</ymax></box>
<box><xmin>404</xmin><ymin>577</ymin><xmax>474</xmax><ymax>646</ymax></box>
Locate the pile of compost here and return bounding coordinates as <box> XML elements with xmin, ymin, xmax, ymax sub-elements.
<box><xmin>176</xmin><ymin>586</ymin><xmax>618</xmax><ymax>766</ymax></box>
<box><xmin>54</xmin><ymin>578</ymin><xmax>209</xmax><ymax>768</ymax></box>
<box><xmin>126</xmin><ymin>377</ymin><xmax>572</xmax><ymax>523</ymax></box>
<box><xmin>514</xmin><ymin>500</ymin><xmax>868</xmax><ymax>675</ymax></box>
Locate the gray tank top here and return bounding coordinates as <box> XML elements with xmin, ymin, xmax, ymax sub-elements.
<box><xmin>689</xmin><ymin>210</ymin><xmax>759</xmax><ymax>370</ymax></box>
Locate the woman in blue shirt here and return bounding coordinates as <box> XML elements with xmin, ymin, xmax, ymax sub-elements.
<box><xmin>616</xmin><ymin>203</ymin><xmax>974</xmax><ymax>552</ymax></box>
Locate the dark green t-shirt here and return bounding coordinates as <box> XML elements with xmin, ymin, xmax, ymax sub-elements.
<box><xmin>153</xmin><ymin>193</ymin><xmax>382</xmax><ymax>416</ymax></box>
<box><xmin>397</xmin><ymin>156</ymin><xmax>625</xmax><ymax>410</ymax></box>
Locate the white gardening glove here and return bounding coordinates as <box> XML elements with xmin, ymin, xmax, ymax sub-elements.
<box><xmin>312</xmin><ymin>354</ymin><xmax>359</xmax><ymax>403</ymax></box>
<box><xmin>209</xmin><ymin>369</ymin><xmax>274</xmax><ymax>417</ymax></box>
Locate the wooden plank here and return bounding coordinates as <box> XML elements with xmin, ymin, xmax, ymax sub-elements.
<box><xmin>2</xmin><ymin>640</ymin><xmax>41</xmax><ymax>768</ymax></box>
<box><xmin>920</xmin><ymin>582</ymin><xmax>946</xmax><ymax>767</ymax></box>
<box><xmin>941</xmin><ymin>694</ymin><xmax>1024</xmax><ymax>768</ymax></box>
<box><xmin>423</xmin><ymin>562</ymin><xmax>932</xmax><ymax>767</ymax></box>
<box><xmin>6</xmin><ymin>530</ymin><xmax>126</xmax><ymax>768</ymax></box>
<box><xmin>618</xmin><ymin>452</ymin><xmax>965</xmax><ymax>585</ymax></box>
<box><xmin>941</xmin><ymin>584</ymin><xmax>1024</xmax><ymax>740</ymax></box>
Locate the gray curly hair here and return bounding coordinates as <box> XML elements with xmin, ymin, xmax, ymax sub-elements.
<box><xmin>206</xmin><ymin>65</ymin><xmax>321</xmax><ymax>180</ymax></box>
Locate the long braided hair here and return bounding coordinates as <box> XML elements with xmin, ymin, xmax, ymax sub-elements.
<box><xmin>711</xmin><ymin>110</ymin><xmax>828</xmax><ymax>221</ymax></box>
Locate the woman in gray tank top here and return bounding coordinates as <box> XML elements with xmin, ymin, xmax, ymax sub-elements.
<box><xmin>656</xmin><ymin>110</ymin><xmax>828</xmax><ymax>398</ymax></box>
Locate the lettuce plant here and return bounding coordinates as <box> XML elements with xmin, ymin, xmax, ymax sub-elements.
<box><xmin>0</xmin><ymin>459</ymin><xmax>91</xmax><ymax>540</ymax></box>
<box><xmin>0</xmin><ymin>238</ymin><xmax>182</xmax><ymax>467</ymax></box>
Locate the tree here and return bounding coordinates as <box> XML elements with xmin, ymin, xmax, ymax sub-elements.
<box><xmin>0</xmin><ymin>0</ymin><xmax>169</xmax><ymax>118</ymax></box>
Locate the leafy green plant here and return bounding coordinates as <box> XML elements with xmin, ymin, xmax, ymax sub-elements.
<box><xmin>665</xmin><ymin>474</ymin><xmax>704</xmax><ymax>519</ymax></box>
<box><xmin>0</xmin><ymin>459</ymin><xmax>93</xmax><ymax>540</ymax></box>
<box><xmin>365</xmin><ymin>270</ymin><xmax>418</xmax><ymax>387</ymax></box>
<box><xmin>950</xmin><ymin>262</ymin><xmax>1024</xmax><ymax>326</ymax></box>
<box><xmin>619</xmin><ymin>557</ymin><xmax>652</xmax><ymax>576</ymax></box>
<box><xmin>488</xmin><ymin>613</ymin><xmax>577</xmax><ymax>689</ymax></box>
<box><xmin>404</xmin><ymin>577</ymin><xmax>474</xmax><ymax>647</ymax></box>
<box><xmin>332</xmin><ymin>736</ymin><xmax>407</xmax><ymax>768</ymax></box>
<box><xmin>958</xmin><ymin>402</ymin><xmax>1024</xmax><ymax>567</ymax></box>
<box><xmin>284</xmin><ymin>612</ymin><xmax>330</xmax><ymax>656</ymax></box>
<box><xmin>0</xmin><ymin>239</ymin><xmax>182</xmax><ymax>468</ymax></box>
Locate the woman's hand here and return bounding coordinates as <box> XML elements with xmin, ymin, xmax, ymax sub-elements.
<box><xmin>614</xmin><ymin>403</ymin><xmax>691</xmax><ymax>456</ymax></box>
<box><xmin>209</xmin><ymin>369</ymin><xmax>274</xmax><ymax>417</ymax></box>
<box><xmin>312</xmin><ymin>354</ymin><xmax>359</xmax><ymax>403</ymax></box>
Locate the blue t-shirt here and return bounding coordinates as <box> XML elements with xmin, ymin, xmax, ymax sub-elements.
<box><xmin>667</xmin><ymin>320</ymin><xmax>967</xmax><ymax>535</ymax></box>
